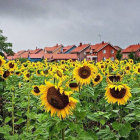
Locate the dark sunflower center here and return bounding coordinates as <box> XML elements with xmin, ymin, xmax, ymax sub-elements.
<box><xmin>3</xmin><ymin>70</ymin><xmax>10</xmax><ymax>78</ymax></box>
<box><xmin>56</xmin><ymin>70</ymin><xmax>62</xmax><ymax>77</ymax></box>
<box><xmin>16</xmin><ymin>72</ymin><xmax>20</xmax><ymax>75</ymax></box>
<box><xmin>126</xmin><ymin>66</ymin><xmax>130</xmax><ymax>70</ymax></box>
<box><xmin>37</xmin><ymin>70</ymin><xmax>40</xmax><ymax>74</ymax></box>
<box><xmin>94</xmin><ymin>75</ymin><xmax>100</xmax><ymax>82</ymax></box>
<box><xmin>138</xmin><ymin>68</ymin><xmax>140</xmax><ymax>73</ymax></box>
<box><xmin>78</xmin><ymin>66</ymin><xmax>91</xmax><ymax>79</ymax></box>
<box><xmin>0</xmin><ymin>60</ymin><xmax>2</xmax><ymax>66</ymax></box>
<box><xmin>24</xmin><ymin>64</ymin><xmax>27</xmax><ymax>67</ymax></box>
<box><xmin>109</xmin><ymin>76</ymin><xmax>120</xmax><ymax>82</ymax></box>
<box><xmin>34</xmin><ymin>86</ymin><xmax>40</xmax><ymax>93</ymax></box>
<box><xmin>101</xmin><ymin>65</ymin><xmax>104</xmax><ymax>68</ymax></box>
<box><xmin>26</xmin><ymin>74</ymin><xmax>30</xmax><ymax>78</ymax></box>
<box><xmin>43</xmin><ymin>70</ymin><xmax>48</xmax><ymax>74</ymax></box>
<box><xmin>110</xmin><ymin>87</ymin><xmax>126</xmax><ymax>99</ymax></box>
<box><xmin>69</xmin><ymin>83</ymin><xmax>78</xmax><ymax>88</ymax></box>
<box><xmin>47</xmin><ymin>87</ymin><xmax>69</xmax><ymax>109</ymax></box>
<box><xmin>9</xmin><ymin>63</ymin><xmax>14</xmax><ymax>68</ymax></box>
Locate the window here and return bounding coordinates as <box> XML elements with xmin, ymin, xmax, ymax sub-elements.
<box><xmin>103</xmin><ymin>57</ymin><xmax>106</xmax><ymax>61</ymax></box>
<box><xmin>103</xmin><ymin>50</ymin><xmax>106</xmax><ymax>54</ymax></box>
<box><xmin>111</xmin><ymin>50</ymin><xmax>114</xmax><ymax>54</ymax></box>
<box><xmin>111</xmin><ymin>57</ymin><xmax>114</xmax><ymax>61</ymax></box>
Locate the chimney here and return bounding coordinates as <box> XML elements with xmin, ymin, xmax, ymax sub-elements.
<box><xmin>36</xmin><ymin>46</ymin><xmax>38</xmax><ymax>49</ymax></box>
<box><xmin>102</xmin><ymin>41</ymin><xmax>104</xmax><ymax>44</ymax></box>
<box><xmin>56</xmin><ymin>44</ymin><xmax>58</xmax><ymax>46</ymax></box>
<box><xmin>79</xmin><ymin>42</ymin><xmax>82</xmax><ymax>46</ymax></box>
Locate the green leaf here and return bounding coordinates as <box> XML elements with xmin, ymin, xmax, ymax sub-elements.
<box><xmin>131</xmin><ymin>88</ymin><xmax>140</xmax><ymax>94</ymax></box>
<box><xmin>5</xmin><ymin>117</ymin><xmax>11</xmax><ymax>123</ymax></box>
<box><xmin>100</xmin><ymin>119</ymin><xmax>106</xmax><ymax>125</ymax></box>
<box><xmin>119</xmin><ymin>123</ymin><xmax>133</xmax><ymax>137</ymax></box>
<box><xmin>15</xmin><ymin>118</ymin><xmax>25</xmax><ymax>125</ymax></box>
<box><xmin>112</xmin><ymin>122</ymin><xmax>121</xmax><ymax>131</ymax></box>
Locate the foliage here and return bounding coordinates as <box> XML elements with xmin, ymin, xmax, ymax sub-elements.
<box><xmin>18</xmin><ymin>58</ymin><xmax>28</xmax><ymax>63</ymax></box>
<box><xmin>0</xmin><ymin>58</ymin><xmax>140</xmax><ymax>140</ymax></box>
<box><xmin>0</xmin><ymin>29</ymin><xmax>14</xmax><ymax>57</ymax></box>
<box><xmin>116</xmin><ymin>50</ymin><xmax>122</xmax><ymax>61</ymax></box>
<box><xmin>128</xmin><ymin>52</ymin><xmax>135</xmax><ymax>60</ymax></box>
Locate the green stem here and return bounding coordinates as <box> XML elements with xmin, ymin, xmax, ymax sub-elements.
<box><xmin>61</xmin><ymin>118</ymin><xmax>65</xmax><ymax>140</ymax></box>
<box><xmin>12</xmin><ymin>90</ymin><xmax>15</xmax><ymax>135</ymax></box>
<box><xmin>119</xmin><ymin>106</ymin><xmax>122</xmax><ymax>123</ymax></box>
<box><xmin>62</xmin><ymin>128</ymin><xmax>65</xmax><ymax>140</ymax></box>
<box><xmin>27</xmin><ymin>83</ymin><xmax>30</xmax><ymax>132</ymax></box>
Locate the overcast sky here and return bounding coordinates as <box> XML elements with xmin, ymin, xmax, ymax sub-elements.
<box><xmin>0</xmin><ymin>0</ymin><xmax>140</xmax><ymax>52</ymax></box>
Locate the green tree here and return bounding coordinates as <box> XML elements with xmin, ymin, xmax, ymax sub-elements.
<box><xmin>0</xmin><ymin>29</ymin><xmax>14</xmax><ymax>57</ymax></box>
<box><xmin>116</xmin><ymin>50</ymin><xmax>122</xmax><ymax>60</ymax></box>
<box><xmin>128</xmin><ymin>52</ymin><xmax>135</xmax><ymax>60</ymax></box>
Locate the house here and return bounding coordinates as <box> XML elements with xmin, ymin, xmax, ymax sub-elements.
<box><xmin>44</xmin><ymin>54</ymin><xmax>53</xmax><ymax>61</ymax></box>
<box><xmin>71</xmin><ymin>43</ymin><xmax>90</xmax><ymax>61</ymax></box>
<box><xmin>28</xmin><ymin>50</ymin><xmax>44</xmax><ymax>62</ymax></box>
<box><xmin>44</xmin><ymin>44</ymin><xmax>63</xmax><ymax>54</ymax></box>
<box><xmin>52</xmin><ymin>54</ymin><xmax>78</xmax><ymax>61</ymax></box>
<box><xmin>7</xmin><ymin>50</ymin><xmax>26</xmax><ymax>60</ymax></box>
<box><xmin>114</xmin><ymin>46</ymin><xmax>122</xmax><ymax>51</ymax></box>
<box><xmin>7</xmin><ymin>48</ymin><xmax>43</xmax><ymax>61</ymax></box>
<box><xmin>122</xmin><ymin>44</ymin><xmax>140</xmax><ymax>59</ymax></box>
<box><xmin>86</xmin><ymin>42</ymin><xmax>118</xmax><ymax>62</ymax></box>
<box><xmin>63</xmin><ymin>45</ymin><xmax>76</xmax><ymax>54</ymax></box>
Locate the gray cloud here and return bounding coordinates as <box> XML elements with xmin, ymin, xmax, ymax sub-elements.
<box><xmin>0</xmin><ymin>0</ymin><xmax>140</xmax><ymax>52</ymax></box>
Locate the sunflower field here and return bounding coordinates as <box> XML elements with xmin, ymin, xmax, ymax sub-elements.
<box><xmin>0</xmin><ymin>55</ymin><xmax>140</xmax><ymax>140</ymax></box>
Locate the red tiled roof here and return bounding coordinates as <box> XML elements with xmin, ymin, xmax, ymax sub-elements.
<box><xmin>16</xmin><ymin>50</ymin><xmax>26</xmax><ymax>55</ymax></box>
<box><xmin>44</xmin><ymin>54</ymin><xmax>53</xmax><ymax>59</ymax></box>
<box><xmin>7</xmin><ymin>56</ymin><xmax>13</xmax><ymax>60</ymax></box>
<box><xmin>29</xmin><ymin>49</ymin><xmax>42</xmax><ymax>54</ymax></box>
<box><xmin>63</xmin><ymin>45</ymin><xmax>75</xmax><ymax>53</ymax></box>
<box><xmin>114</xmin><ymin>46</ymin><xmax>122</xmax><ymax>50</ymax></box>
<box><xmin>44</xmin><ymin>44</ymin><xmax>62</xmax><ymax>52</ymax></box>
<box><xmin>53</xmin><ymin>54</ymin><xmax>78</xmax><ymax>60</ymax></box>
<box><xmin>71</xmin><ymin>44</ymin><xmax>89</xmax><ymax>53</ymax></box>
<box><xmin>30</xmin><ymin>54</ymin><xmax>43</xmax><ymax>59</ymax></box>
<box><xmin>29</xmin><ymin>50</ymin><xmax>44</xmax><ymax>58</ymax></box>
<box><xmin>13</xmin><ymin>55</ymin><xmax>20</xmax><ymax>59</ymax></box>
<box><xmin>20</xmin><ymin>51</ymin><xmax>29</xmax><ymax>58</ymax></box>
<box><xmin>86</xmin><ymin>42</ymin><xmax>109</xmax><ymax>53</ymax></box>
<box><xmin>122</xmin><ymin>44</ymin><xmax>140</xmax><ymax>53</ymax></box>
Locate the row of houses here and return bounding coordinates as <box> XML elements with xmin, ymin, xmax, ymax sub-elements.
<box><xmin>7</xmin><ymin>42</ymin><xmax>140</xmax><ymax>62</ymax></box>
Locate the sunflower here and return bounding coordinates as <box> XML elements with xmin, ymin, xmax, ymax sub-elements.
<box><xmin>66</xmin><ymin>79</ymin><xmax>79</xmax><ymax>91</ymax></box>
<box><xmin>107</xmin><ymin>74</ymin><xmax>122</xmax><ymax>84</ymax></box>
<box><xmin>73</xmin><ymin>61</ymin><xmax>96</xmax><ymax>85</ymax></box>
<box><xmin>41</xmin><ymin>69</ymin><xmax>49</xmax><ymax>76</ymax></box>
<box><xmin>0</xmin><ymin>56</ymin><xmax>5</xmax><ymax>67</ymax></box>
<box><xmin>92</xmin><ymin>73</ymin><xmax>103</xmax><ymax>86</ymax></box>
<box><xmin>124</xmin><ymin>63</ymin><xmax>131</xmax><ymax>74</ymax></box>
<box><xmin>128</xmin><ymin>59</ymin><xmax>134</xmax><ymax>64</ymax></box>
<box><xmin>54</xmin><ymin>68</ymin><xmax>64</xmax><ymax>80</ymax></box>
<box><xmin>2</xmin><ymin>70</ymin><xmax>10</xmax><ymax>80</ymax></box>
<box><xmin>134</xmin><ymin>65</ymin><xmax>140</xmax><ymax>74</ymax></box>
<box><xmin>14</xmin><ymin>69</ymin><xmax>21</xmax><ymax>76</ymax></box>
<box><xmin>6</xmin><ymin>61</ymin><xmax>17</xmax><ymax>71</ymax></box>
<box><xmin>36</xmin><ymin>69</ymin><xmax>41</xmax><ymax>76</ymax></box>
<box><xmin>23</xmin><ymin>71</ymin><xmax>31</xmax><ymax>81</ymax></box>
<box><xmin>32</xmin><ymin>85</ymin><xmax>41</xmax><ymax>96</ymax></box>
<box><xmin>105</xmin><ymin>84</ymin><xmax>131</xmax><ymax>105</ymax></box>
<box><xmin>22</xmin><ymin>62</ymin><xmax>28</xmax><ymax>68</ymax></box>
<box><xmin>40</xmin><ymin>82</ymin><xmax>78</xmax><ymax>119</ymax></box>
